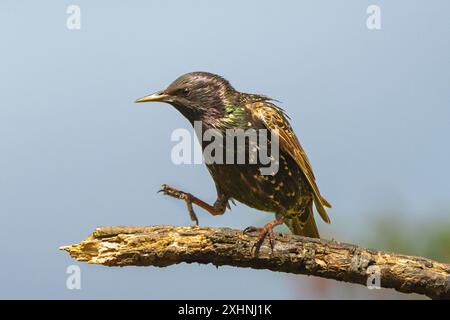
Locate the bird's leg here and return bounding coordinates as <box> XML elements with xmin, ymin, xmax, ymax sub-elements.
<box><xmin>158</xmin><ymin>184</ymin><xmax>229</xmax><ymax>226</ymax></box>
<box><xmin>244</xmin><ymin>214</ymin><xmax>284</xmax><ymax>256</ymax></box>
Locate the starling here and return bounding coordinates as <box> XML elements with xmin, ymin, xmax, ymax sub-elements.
<box><xmin>135</xmin><ymin>72</ymin><xmax>331</xmax><ymax>254</ymax></box>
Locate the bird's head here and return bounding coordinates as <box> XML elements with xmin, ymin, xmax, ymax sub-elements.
<box><xmin>135</xmin><ymin>72</ymin><xmax>236</xmax><ymax>123</ymax></box>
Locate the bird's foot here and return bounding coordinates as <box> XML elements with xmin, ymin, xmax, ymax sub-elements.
<box><xmin>243</xmin><ymin>225</ymin><xmax>276</xmax><ymax>256</ymax></box>
<box><xmin>243</xmin><ymin>216</ymin><xmax>284</xmax><ymax>256</ymax></box>
<box><xmin>158</xmin><ymin>184</ymin><xmax>199</xmax><ymax>225</ymax></box>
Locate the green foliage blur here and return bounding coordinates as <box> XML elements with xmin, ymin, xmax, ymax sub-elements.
<box><xmin>363</xmin><ymin>211</ymin><xmax>450</xmax><ymax>263</ymax></box>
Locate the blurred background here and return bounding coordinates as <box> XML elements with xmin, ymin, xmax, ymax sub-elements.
<box><xmin>0</xmin><ymin>0</ymin><xmax>449</xmax><ymax>299</ymax></box>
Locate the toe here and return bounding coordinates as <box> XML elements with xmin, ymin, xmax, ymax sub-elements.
<box><xmin>243</xmin><ymin>226</ymin><xmax>258</xmax><ymax>234</ymax></box>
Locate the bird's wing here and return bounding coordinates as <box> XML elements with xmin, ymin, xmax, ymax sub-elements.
<box><xmin>248</xmin><ymin>101</ymin><xmax>332</xmax><ymax>223</ymax></box>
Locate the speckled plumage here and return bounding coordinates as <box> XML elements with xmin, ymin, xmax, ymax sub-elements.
<box><xmin>136</xmin><ymin>71</ymin><xmax>331</xmax><ymax>244</ymax></box>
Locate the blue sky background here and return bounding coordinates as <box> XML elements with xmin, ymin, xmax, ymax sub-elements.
<box><xmin>0</xmin><ymin>1</ymin><xmax>449</xmax><ymax>299</ymax></box>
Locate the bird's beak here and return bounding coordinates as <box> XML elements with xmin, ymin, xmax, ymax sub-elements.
<box><xmin>134</xmin><ymin>91</ymin><xmax>170</xmax><ymax>103</ymax></box>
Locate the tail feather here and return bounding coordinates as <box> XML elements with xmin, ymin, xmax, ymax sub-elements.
<box><xmin>313</xmin><ymin>196</ymin><xmax>331</xmax><ymax>224</ymax></box>
<box><xmin>285</xmin><ymin>206</ymin><xmax>320</xmax><ymax>238</ymax></box>
<box><xmin>320</xmin><ymin>195</ymin><xmax>332</xmax><ymax>208</ymax></box>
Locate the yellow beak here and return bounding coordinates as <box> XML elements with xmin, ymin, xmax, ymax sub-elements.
<box><xmin>134</xmin><ymin>92</ymin><xmax>170</xmax><ymax>103</ymax></box>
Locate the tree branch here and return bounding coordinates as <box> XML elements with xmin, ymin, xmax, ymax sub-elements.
<box><xmin>60</xmin><ymin>225</ymin><xmax>450</xmax><ymax>299</ymax></box>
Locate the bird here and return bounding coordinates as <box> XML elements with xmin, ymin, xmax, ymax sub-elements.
<box><xmin>135</xmin><ymin>72</ymin><xmax>331</xmax><ymax>254</ymax></box>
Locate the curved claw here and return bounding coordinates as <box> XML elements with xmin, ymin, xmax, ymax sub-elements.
<box><xmin>268</xmin><ymin>237</ymin><xmax>275</xmax><ymax>251</ymax></box>
<box><xmin>157</xmin><ymin>184</ymin><xmax>169</xmax><ymax>194</ymax></box>
<box><xmin>252</xmin><ymin>230</ymin><xmax>269</xmax><ymax>256</ymax></box>
<box><xmin>243</xmin><ymin>226</ymin><xmax>259</xmax><ymax>234</ymax></box>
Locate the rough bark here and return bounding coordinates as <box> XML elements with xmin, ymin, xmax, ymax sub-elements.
<box><xmin>60</xmin><ymin>226</ymin><xmax>450</xmax><ymax>299</ymax></box>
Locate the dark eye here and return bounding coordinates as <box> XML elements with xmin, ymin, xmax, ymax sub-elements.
<box><xmin>173</xmin><ymin>88</ymin><xmax>190</xmax><ymax>96</ymax></box>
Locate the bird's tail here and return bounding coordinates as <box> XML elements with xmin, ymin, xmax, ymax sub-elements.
<box><xmin>285</xmin><ymin>205</ymin><xmax>320</xmax><ymax>238</ymax></box>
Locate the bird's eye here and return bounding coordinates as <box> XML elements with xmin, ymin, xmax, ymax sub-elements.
<box><xmin>173</xmin><ymin>88</ymin><xmax>190</xmax><ymax>96</ymax></box>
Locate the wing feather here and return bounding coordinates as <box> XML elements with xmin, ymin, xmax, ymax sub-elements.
<box><xmin>248</xmin><ymin>101</ymin><xmax>332</xmax><ymax>223</ymax></box>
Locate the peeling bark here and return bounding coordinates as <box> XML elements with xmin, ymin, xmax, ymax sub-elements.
<box><xmin>60</xmin><ymin>226</ymin><xmax>450</xmax><ymax>299</ymax></box>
